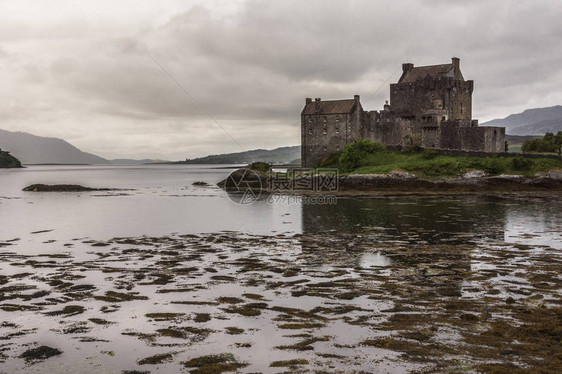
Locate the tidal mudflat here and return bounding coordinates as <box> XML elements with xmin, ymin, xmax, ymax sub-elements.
<box><xmin>1</xmin><ymin>209</ymin><xmax>560</xmax><ymax>373</ymax></box>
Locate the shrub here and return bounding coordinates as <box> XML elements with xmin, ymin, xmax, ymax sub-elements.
<box><xmin>511</xmin><ymin>157</ymin><xmax>533</xmax><ymax>171</ymax></box>
<box><xmin>339</xmin><ymin>139</ymin><xmax>386</xmax><ymax>171</ymax></box>
<box><xmin>421</xmin><ymin>149</ymin><xmax>439</xmax><ymax>160</ymax></box>
<box><xmin>482</xmin><ymin>158</ymin><xmax>504</xmax><ymax>175</ymax></box>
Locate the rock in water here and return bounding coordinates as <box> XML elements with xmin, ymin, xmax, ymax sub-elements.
<box><xmin>23</xmin><ymin>184</ymin><xmax>110</xmax><ymax>192</ymax></box>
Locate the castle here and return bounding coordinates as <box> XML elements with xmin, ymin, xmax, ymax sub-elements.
<box><xmin>301</xmin><ymin>57</ymin><xmax>506</xmax><ymax>167</ymax></box>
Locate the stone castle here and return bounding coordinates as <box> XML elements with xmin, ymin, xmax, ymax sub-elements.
<box><xmin>301</xmin><ymin>57</ymin><xmax>506</xmax><ymax>167</ymax></box>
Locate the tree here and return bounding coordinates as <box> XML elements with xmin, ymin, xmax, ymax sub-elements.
<box><xmin>521</xmin><ymin>133</ymin><xmax>558</xmax><ymax>153</ymax></box>
<box><xmin>554</xmin><ymin>131</ymin><xmax>562</xmax><ymax>156</ymax></box>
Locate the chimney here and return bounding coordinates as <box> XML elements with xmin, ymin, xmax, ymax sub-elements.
<box><xmin>402</xmin><ymin>63</ymin><xmax>414</xmax><ymax>73</ymax></box>
<box><xmin>384</xmin><ymin>100</ymin><xmax>390</xmax><ymax>112</ymax></box>
<box><xmin>354</xmin><ymin>94</ymin><xmax>360</xmax><ymax>103</ymax></box>
<box><xmin>305</xmin><ymin>98</ymin><xmax>312</xmax><ymax>104</ymax></box>
<box><xmin>452</xmin><ymin>57</ymin><xmax>460</xmax><ymax>79</ymax></box>
<box><xmin>315</xmin><ymin>98</ymin><xmax>321</xmax><ymax>113</ymax></box>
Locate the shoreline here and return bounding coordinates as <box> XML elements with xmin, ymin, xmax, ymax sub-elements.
<box><xmin>221</xmin><ymin>170</ymin><xmax>562</xmax><ymax>194</ymax></box>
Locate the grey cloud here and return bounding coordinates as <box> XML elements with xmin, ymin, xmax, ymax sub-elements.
<box><xmin>2</xmin><ymin>0</ymin><xmax>562</xmax><ymax>159</ymax></box>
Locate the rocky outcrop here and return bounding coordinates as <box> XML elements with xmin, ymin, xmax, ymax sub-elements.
<box><xmin>23</xmin><ymin>184</ymin><xmax>114</xmax><ymax>192</ymax></box>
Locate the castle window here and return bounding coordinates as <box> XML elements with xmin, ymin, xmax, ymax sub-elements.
<box><xmin>323</xmin><ymin>125</ymin><xmax>327</xmax><ymax>134</ymax></box>
<box><xmin>323</xmin><ymin>117</ymin><xmax>327</xmax><ymax>123</ymax></box>
<box><xmin>323</xmin><ymin>146</ymin><xmax>327</xmax><ymax>152</ymax></box>
<box><xmin>308</xmin><ymin>128</ymin><xmax>312</xmax><ymax>135</ymax></box>
<box><xmin>442</xmin><ymin>116</ymin><xmax>446</xmax><ymax>122</ymax></box>
<box><xmin>336</xmin><ymin>128</ymin><xmax>339</xmax><ymax>134</ymax></box>
<box><xmin>309</xmin><ymin>118</ymin><xmax>312</xmax><ymax>123</ymax></box>
<box><xmin>460</xmin><ymin>103</ymin><xmax>464</xmax><ymax>115</ymax></box>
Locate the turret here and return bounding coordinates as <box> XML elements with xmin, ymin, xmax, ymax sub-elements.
<box><xmin>452</xmin><ymin>57</ymin><xmax>460</xmax><ymax>80</ymax></box>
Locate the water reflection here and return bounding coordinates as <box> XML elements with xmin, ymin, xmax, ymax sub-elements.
<box><xmin>301</xmin><ymin>195</ymin><xmax>512</xmax><ymax>245</ymax></box>
<box><xmin>298</xmin><ymin>194</ymin><xmax>562</xmax><ymax>299</ymax></box>
<box><xmin>360</xmin><ymin>252</ymin><xmax>394</xmax><ymax>267</ymax></box>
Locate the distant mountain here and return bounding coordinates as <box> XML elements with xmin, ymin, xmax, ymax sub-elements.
<box><xmin>110</xmin><ymin>159</ymin><xmax>171</xmax><ymax>165</ymax></box>
<box><xmin>0</xmin><ymin>128</ymin><xmax>109</xmax><ymax>165</ymax></box>
<box><xmin>508</xmin><ymin>118</ymin><xmax>562</xmax><ymax>136</ymax></box>
<box><xmin>184</xmin><ymin>146</ymin><xmax>301</xmax><ymax>165</ymax></box>
<box><xmin>480</xmin><ymin>105</ymin><xmax>562</xmax><ymax>135</ymax></box>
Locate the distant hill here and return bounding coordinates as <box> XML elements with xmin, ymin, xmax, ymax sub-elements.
<box><xmin>110</xmin><ymin>159</ymin><xmax>171</xmax><ymax>165</ymax></box>
<box><xmin>481</xmin><ymin>105</ymin><xmax>562</xmax><ymax>135</ymax></box>
<box><xmin>0</xmin><ymin>148</ymin><xmax>22</xmax><ymax>168</ymax></box>
<box><xmin>184</xmin><ymin>146</ymin><xmax>301</xmax><ymax>165</ymax></box>
<box><xmin>0</xmin><ymin>128</ymin><xmax>109</xmax><ymax>165</ymax></box>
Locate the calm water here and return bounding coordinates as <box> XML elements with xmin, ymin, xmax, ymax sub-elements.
<box><xmin>0</xmin><ymin>165</ymin><xmax>301</xmax><ymax>240</ymax></box>
<box><xmin>0</xmin><ymin>165</ymin><xmax>561</xmax><ymax>373</ymax></box>
<box><xmin>1</xmin><ymin>165</ymin><xmax>560</xmax><ymax>247</ymax></box>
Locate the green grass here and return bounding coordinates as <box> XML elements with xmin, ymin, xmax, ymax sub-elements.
<box><xmin>326</xmin><ymin>149</ymin><xmax>562</xmax><ymax>179</ymax></box>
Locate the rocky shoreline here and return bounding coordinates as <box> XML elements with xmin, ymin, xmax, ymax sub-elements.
<box><xmin>220</xmin><ymin>168</ymin><xmax>562</xmax><ymax>194</ymax></box>
<box><xmin>336</xmin><ymin>170</ymin><xmax>562</xmax><ymax>193</ymax></box>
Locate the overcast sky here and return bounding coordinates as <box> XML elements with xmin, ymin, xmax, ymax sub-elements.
<box><xmin>1</xmin><ymin>0</ymin><xmax>561</xmax><ymax>160</ymax></box>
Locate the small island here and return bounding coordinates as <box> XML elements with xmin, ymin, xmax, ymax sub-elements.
<box><xmin>0</xmin><ymin>148</ymin><xmax>22</xmax><ymax>168</ymax></box>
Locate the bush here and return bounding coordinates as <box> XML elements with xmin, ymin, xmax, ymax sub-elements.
<box><xmin>482</xmin><ymin>158</ymin><xmax>504</xmax><ymax>175</ymax></box>
<box><xmin>511</xmin><ymin>157</ymin><xmax>533</xmax><ymax>171</ymax></box>
<box><xmin>521</xmin><ymin>131</ymin><xmax>562</xmax><ymax>154</ymax></box>
<box><xmin>421</xmin><ymin>149</ymin><xmax>439</xmax><ymax>160</ymax></box>
<box><xmin>339</xmin><ymin>139</ymin><xmax>386</xmax><ymax>171</ymax></box>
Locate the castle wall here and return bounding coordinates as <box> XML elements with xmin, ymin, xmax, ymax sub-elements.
<box><xmin>302</xmin><ymin>113</ymin><xmax>348</xmax><ymax>167</ymax></box>
<box><xmin>449</xmin><ymin>80</ymin><xmax>473</xmax><ymax>121</ymax></box>
<box><xmin>481</xmin><ymin>126</ymin><xmax>506</xmax><ymax>152</ymax></box>
<box><xmin>390</xmin><ymin>78</ymin><xmax>473</xmax><ymax>124</ymax></box>
<box><xmin>440</xmin><ymin>121</ymin><xmax>506</xmax><ymax>152</ymax></box>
